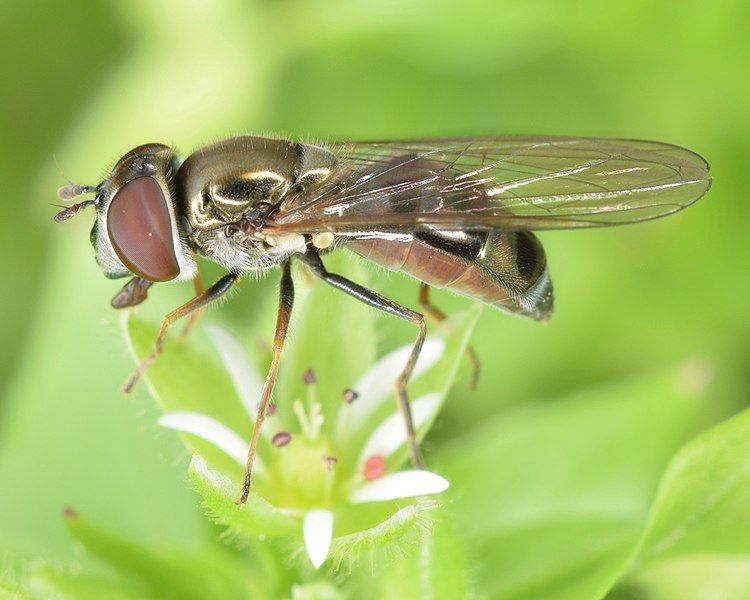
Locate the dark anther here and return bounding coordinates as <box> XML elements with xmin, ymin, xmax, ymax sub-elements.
<box><xmin>342</xmin><ymin>388</ymin><xmax>359</xmax><ymax>404</ymax></box>
<box><xmin>271</xmin><ymin>432</ymin><xmax>292</xmax><ymax>447</ymax></box>
<box><xmin>266</xmin><ymin>402</ymin><xmax>277</xmax><ymax>416</ymax></box>
<box><xmin>303</xmin><ymin>368</ymin><xmax>317</xmax><ymax>385</ymax></box>
<box><xmin>323</xmin><ymin>455</ymin><xmax>338</xmax><ymax>471</ymax></box>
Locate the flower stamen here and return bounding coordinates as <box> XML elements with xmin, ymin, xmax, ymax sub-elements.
<box><xmin>303</xmin><ymin>368</ymin><xmax>317</xmax><ymax>385</ymax></box>
<box><xmin>293</xmin><ymin>399</ymin><xmax>324</xmax><ymax>442</ymax></box>
<box><xmin>342</xmin><ymin>387</ymin><xmax>359</xmax><ymax>404</ymax></box>
<box><xmin>271</xmin><ymin>431</ymin><xmax>292</xmax><ymax>447</ymax></box>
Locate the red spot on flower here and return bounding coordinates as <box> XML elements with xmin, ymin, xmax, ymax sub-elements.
<box><xmin>363</xmin><ymin>455</ymin><xmax>386</xmax><ymax>481</ymax></box>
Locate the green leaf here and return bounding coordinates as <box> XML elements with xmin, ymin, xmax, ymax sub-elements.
<box><xmin>330</xmin><ymin>503</ymin><xmax>426</xmax><ymax>567</ymax></box>
<box><xmin>290</xmin><ymin>581</ymin><xmax>346</xmax><ymax>600</ymax></box>
<box><xmin>635</xmin><ymin>406</ymin><xmax>750</xmax><ymax>562</ymax></box>
<box><xmin>0</xmin><ymin>571</ymin><xmax>27</xmax><ymax>600</ymax></box>
<box><xmin>189</xmin><ymin>455</ymin><xmax>298</xmax><ymax>538</ymax></box>
<box><xmin>401</xmin><ymin>503</ymin><xmax>473</xmax><ymax>599</ymax></box>
<box><xmin>438</xmin><ymin>364</ymin><xmax>711</xmax><ymax>599</ymax></box>
<box><xmin>63</xmin><ymin>509</ymin><xmax>250</xmax><ymax>600</ymax></box>
<box><xmin>333</xmin><ymin>502</ymin><xmax>473</xmax><ymax>599</ymax></box>
<box><xmin>26</xmin><ymin>568</ymin><xmax>147</xmax><ymax>600</ymax></box>
<box><xmin>123</xmin><ymin>313</ymin><xmax>249</xmax><ymax>478</ymax></box>
<box><xmin>620</xmin><ymin>555</ymin><xmax>750</xmax><ymax>600</ymax></box>
<box><xmin>616</xmin><ymin>406</ymin><xmax>750</xmax><ymax>594</ymax></box>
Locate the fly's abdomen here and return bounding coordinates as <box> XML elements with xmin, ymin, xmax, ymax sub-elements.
<box><xmin>345</xmin><ymin>230</ymin><xmax>553</xmax><ymax>321</ymax></box>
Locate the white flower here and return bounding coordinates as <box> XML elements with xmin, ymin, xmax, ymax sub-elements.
<box><xmin>157</xmin><ymin>325</ymin><xmax>451</xmax><ymax>570</ymax></box>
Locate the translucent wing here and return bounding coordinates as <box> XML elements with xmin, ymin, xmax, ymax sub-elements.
<box><xmin>269</xmin><ymin>137</ymin><xmax>711</xmax><ymax>233</ymax></box>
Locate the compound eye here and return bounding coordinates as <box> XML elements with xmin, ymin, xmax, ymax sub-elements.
<box><xmin>106</xmin><ymin>176</ymin><xmax>180</xmax><ymax>282</ymax></box>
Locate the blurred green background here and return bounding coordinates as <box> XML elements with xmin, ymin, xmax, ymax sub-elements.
<box><xmin>1</xmin><ymin>0</ymin><xmax>748</xmax><ymax>597</ymax></box>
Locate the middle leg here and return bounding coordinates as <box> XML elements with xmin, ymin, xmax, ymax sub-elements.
<box><xmin>299</xmin><ymin>251</ymin><xmax>426</xmax><ymax>469</ymax></box>
<box><xmin>237</xmin><ymin>260</ymin><xmax>295</xmax><ymax>505</ymax></box>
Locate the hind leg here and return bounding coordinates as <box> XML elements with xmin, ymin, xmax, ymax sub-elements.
<box><xmin>418</xmin><ymin>283</ymin><xmax>480</xmax><ymax>389</ymax></box>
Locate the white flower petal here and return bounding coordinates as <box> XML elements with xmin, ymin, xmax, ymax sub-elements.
<box><xmin>357</xmin><ymin>393</ymin><xmax>441</xmax><ymax>466</ymax></box>
<box><xmin>158</xmin><ymin>411</ymin><xmax>263</xmax><ymax>473</ymax></box>
<box><xmin>335</xmin><ymin>338</ymin><xmax>444</xmax><ymax>437</ymax></box>
<box><xmin>351</xmin><ymin>470</ymin><xmax>449</xmax><ymax>503</ymax></box>
<box><xmin>303</xmin><ymin>509</ymin><xmax>333</xmax><ymax>569</ymax></box>
<box><xmin>206</xmin><ymin>325</ymin><xmax>264</xmax><ymax>418</ymax></box>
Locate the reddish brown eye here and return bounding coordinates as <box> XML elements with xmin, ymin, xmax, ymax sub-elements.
<box><xmin>106</xmin><ymin>177</ymin><xmax>180</xmax><ymax>282</ymax></box>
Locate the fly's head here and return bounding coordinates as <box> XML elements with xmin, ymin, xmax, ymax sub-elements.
<box><xmin>55</xmin><ymin>143</ymin><xmax>196</xmax><ymax>284</ymax></box>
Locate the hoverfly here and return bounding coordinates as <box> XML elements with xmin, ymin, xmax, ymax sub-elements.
<box><xmin>55</xmin><ymin>135</ymin><xmax>711</xmax><ymax>504</ymax></box>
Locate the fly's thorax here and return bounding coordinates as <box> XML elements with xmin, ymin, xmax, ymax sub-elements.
<box><xmin>175</xmin><ymin>136</ymin><xmax>338</xmax><ymax>273</ymax></box>
<box><xmin>177</xmin><ymin>136</ymin><xmax>338</xmax><ymax>231</ymax></box>
<box><xmin>90</xmin><ymin>143</ymin><xmax>196</xmax><ymax>283</ymax></box>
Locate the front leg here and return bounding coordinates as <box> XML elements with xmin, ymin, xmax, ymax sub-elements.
<box><xmin>181</xmin><ymin>265</ymin><xmax>206</xmax><ymax>338</ymax></box>
<box><xmin>237</xmin><ymin>260</ymin><xmax>294</xmax><ymax>505</ymax></box>
<box><xmin>299</xmin><ymin>250</ymin><xmax>426</xmax><ymax>469</ymax></box>
<box><xmin>122</xmin><ymin>272</ymin><xmax>238</xmax><ymax>394</ymax></box>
